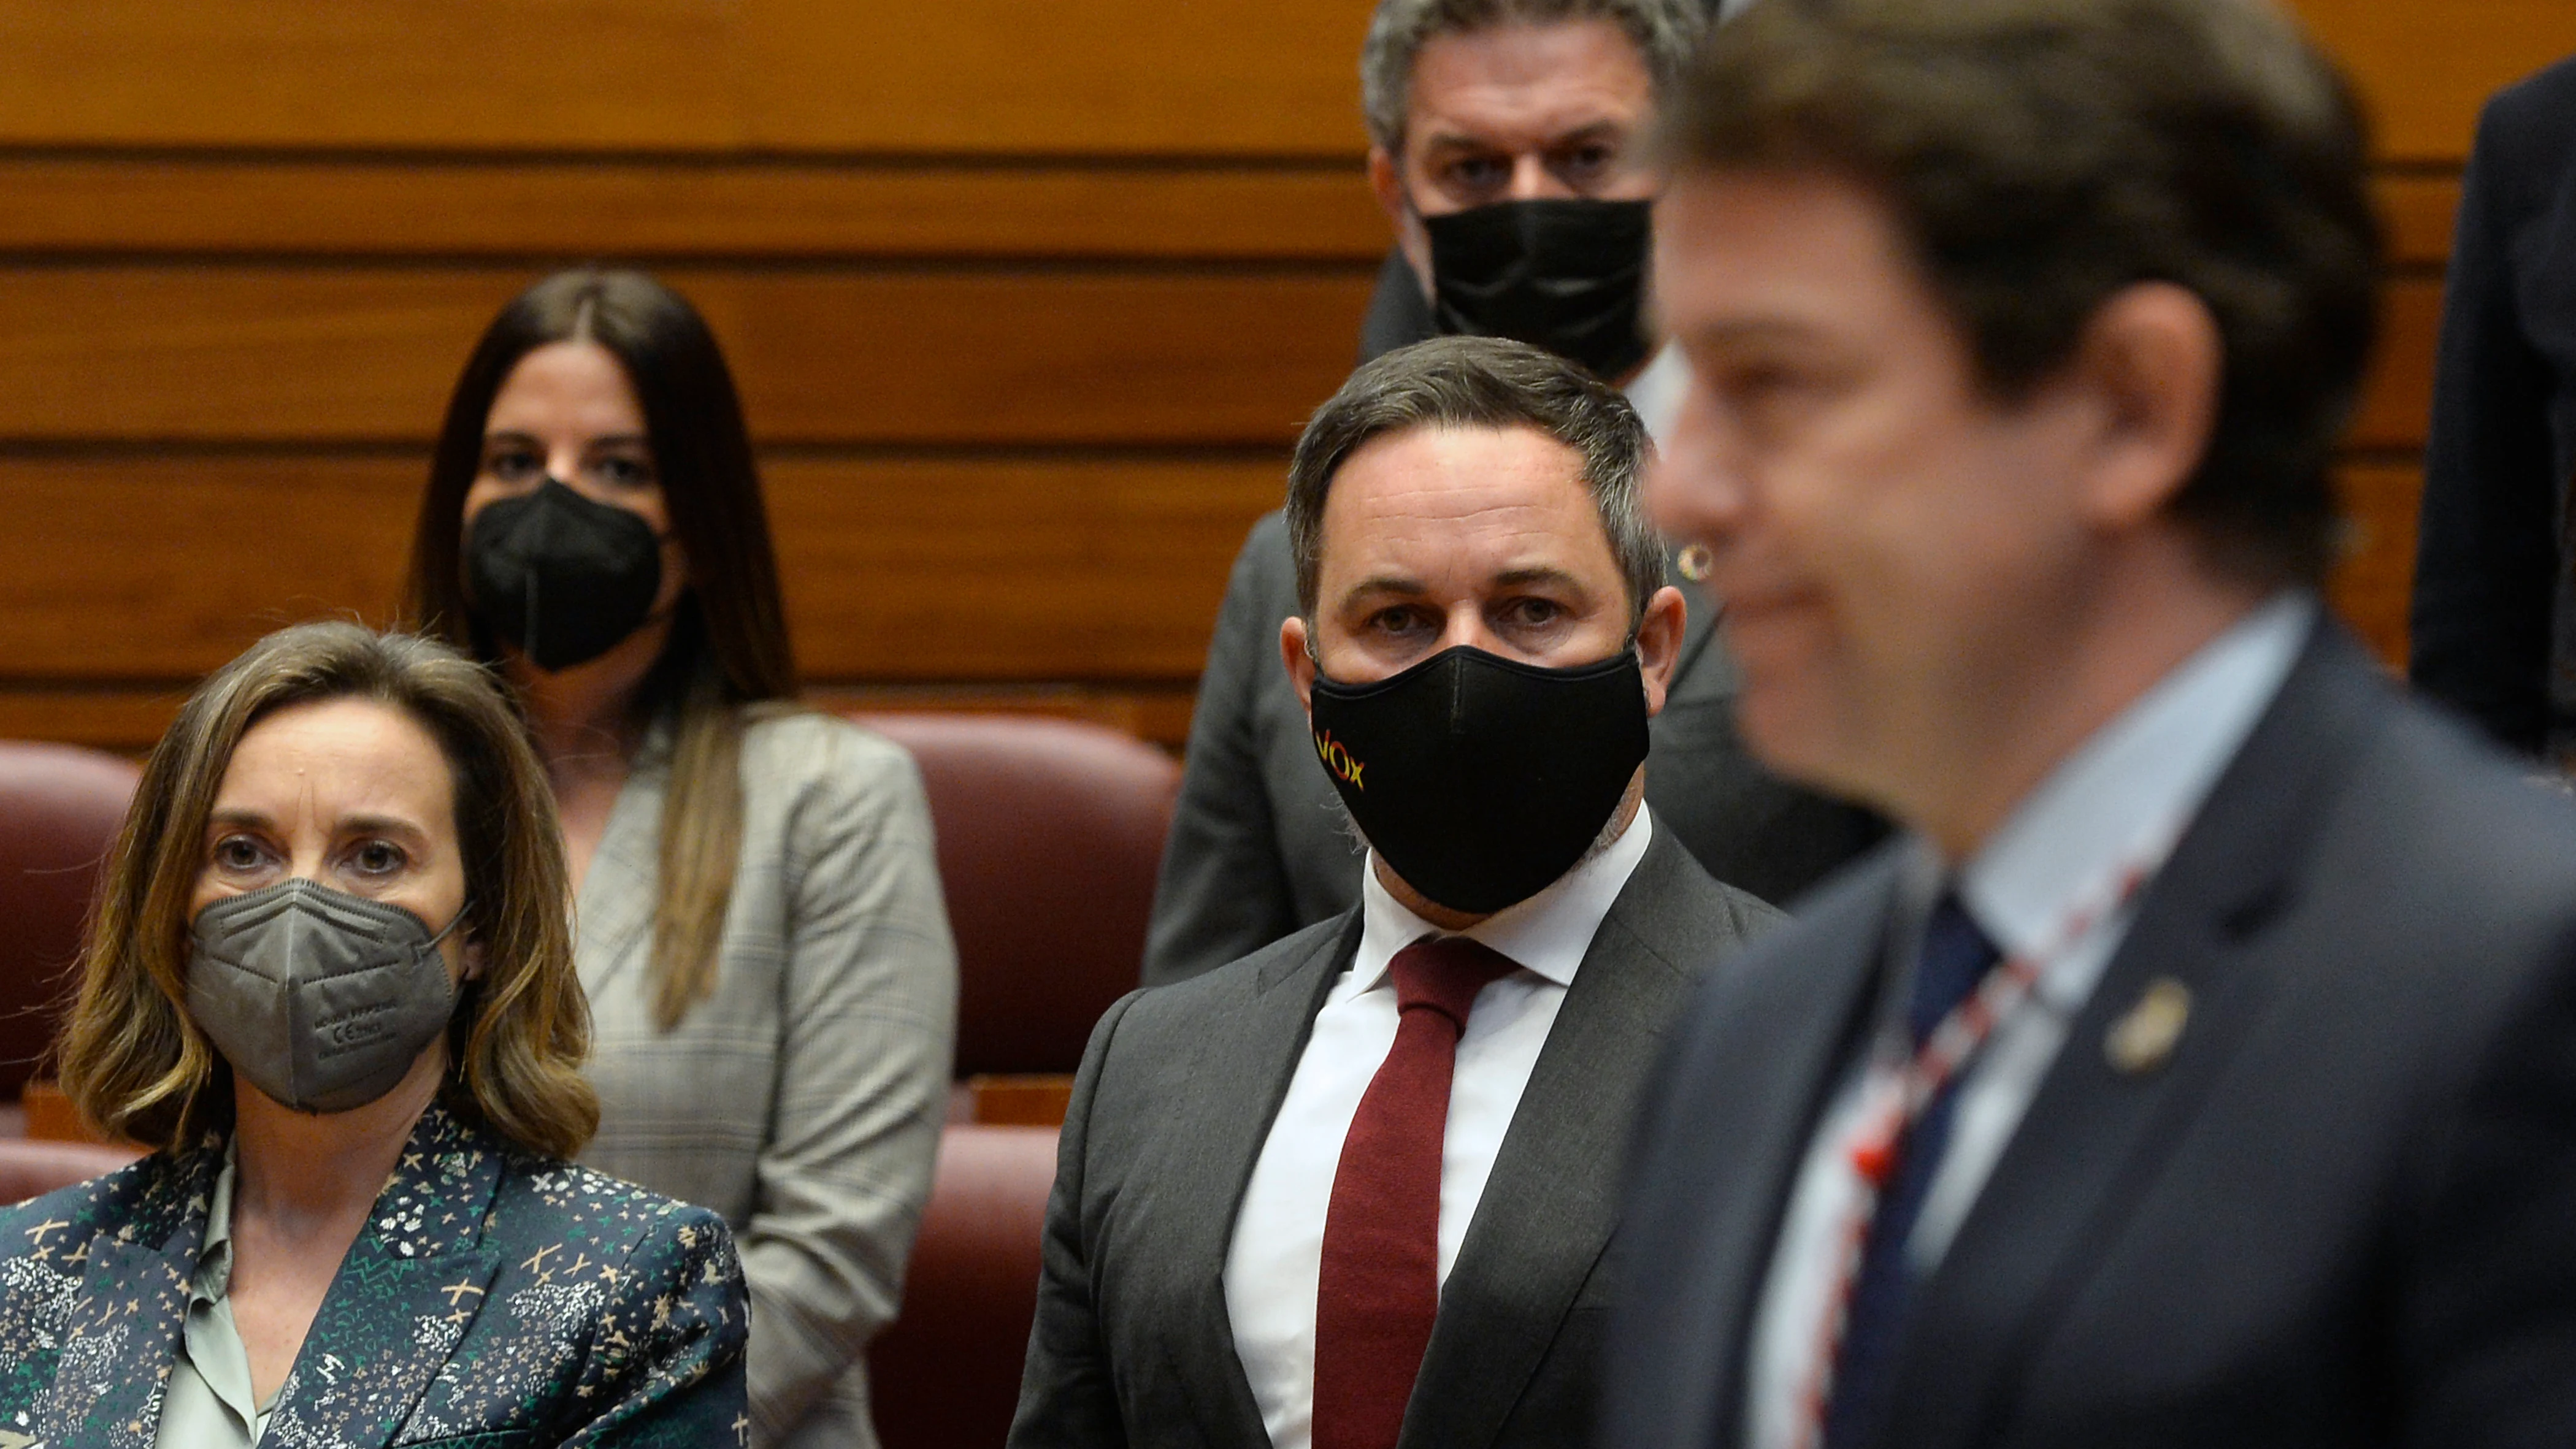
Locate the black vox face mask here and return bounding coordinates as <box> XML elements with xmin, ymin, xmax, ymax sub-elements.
<box><xmin>1307</xmin><ymin>644</ymin><xmax>1650</xmax><ymax>916</ymax></box>
<box><xmin>1424</xmin><ymin>197</ymin><xmax>1654</xmax><ymax>381</ymax></box>
<box><xmin>466</xmin><ymin>477</ymin><xmax>665</xmax><ymax>673</ymax></box>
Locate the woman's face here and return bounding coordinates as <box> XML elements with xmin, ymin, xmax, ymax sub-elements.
<box><xmin>193</xmin><ymin>695</ymin><xmax>477</xmax><ymax>986</ymax></box>
<box><xmin>461</xmin><ymin>338</ymin><xmax>689</xmax><ymax>616</ymax></box>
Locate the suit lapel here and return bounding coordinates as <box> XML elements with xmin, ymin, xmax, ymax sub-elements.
<box><xmin>1403</xmin><ymin>834</ymin><xmax>1708</xmax><ymax>1449</ymax></box>
<box><xmin>1668</xmin><ymin>858</ymin><xmax>1899</xmax><ymax>1449</ymax></box>
<box><xmin>259</xmin><ymin>1105</ymin><xmax>507</xmax><ymax>1449</ymax></box>
<box><xmin>1159</xmin><ymin>915</ymin><xmax>1361</xmax><ymax>1448</ymax></box>
<box><xmin>44</xmin><ymin>1142</ymin><xmax>218</xmax><ymax>1449</ymax></box>
<box><xmin>48</xmin><ymin>1231</ymin><xmax>199</xmax><ymax>1449</ymax></box>
<box><xmin>1884</xmin><ymin>623</ymin><xmax>2385</xmax><ymax>1449</ymax></box>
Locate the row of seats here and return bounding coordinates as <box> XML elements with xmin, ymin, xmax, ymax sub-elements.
<box><xmin>0</xmin><ymin>712</ymin><xmax>1175</xmax><ymax>1449</ymax></box>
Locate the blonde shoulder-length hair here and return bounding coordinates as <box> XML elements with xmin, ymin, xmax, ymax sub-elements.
<box><xmin>56</xmin><ymin>621</ymin><xmax>598</xmax><ymax>1158</ymax></box>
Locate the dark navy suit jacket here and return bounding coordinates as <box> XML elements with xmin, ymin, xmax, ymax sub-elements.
<box><xmin>1604</xmin><ymin>621</ymin><xmax>2576</xmax><ymax>1448</ymax></box>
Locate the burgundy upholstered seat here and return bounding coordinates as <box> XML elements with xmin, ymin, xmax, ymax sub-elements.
<box><xmin>850</xmin><ymin>713</ymin><xmax>1179</xmax><ymax>1077</ymax></box>
<box><xmin>0</xmin><ymin>743</ymin><xmax>141</xmax><ymax>1104</ymax></box>
<box><xmin>867</xmin><ymin>1123</ymin><xmax>1059</xmax><ymax>1449</ymax></box>
<box><xmin>0</xmin><ymin>1136</ymin><xmax>142</xmax><ymax>1204</ymax></box>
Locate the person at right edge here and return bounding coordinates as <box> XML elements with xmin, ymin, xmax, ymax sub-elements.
<box><xmin>1143</xmin><ymin>0</ymin><xmax>1882</xmax><ymax>987</ymax></box>
<box><xmin>1603</xmin><ymin>2</ymin><xmax>2576</xmax><ymax>1447</ymax></box>
<box><xmin>2409</xmin><ymin>51</ymin><xmax>2576</xmax><ymax>771</ymax></box>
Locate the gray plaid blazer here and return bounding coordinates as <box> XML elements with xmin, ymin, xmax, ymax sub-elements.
<box><xmin>575</xmin><ymin>709</ymin><xmax>959</xmax><ymax>1449</ymax></box>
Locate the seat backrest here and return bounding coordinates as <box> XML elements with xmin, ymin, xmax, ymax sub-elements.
<box><xmin>851</xmin><ymin>714</ymin><xmax>1178</xmax><ymax>1077</ymax></box>
<box><xmin>0</xmin><ymin>743</ymin><xmax>140</xmax><ymax>1098</ymax></box>
<box><xmin>0</xmin><ymin>1136</ymin><xmax>142</xmax><ymax>1206</ymax></box>
<box><xmin>868</xmin><ymin>1123</ymin><xmax>1059</xmax><ymax>1449</ymax></box>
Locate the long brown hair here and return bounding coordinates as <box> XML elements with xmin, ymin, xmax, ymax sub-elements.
<box><xmin>58</xmin><ymin>622</ymin><xmax>599</xmax><ymax>1158</ymax></box>
<box><xmin>406</xmin><ymin>270</ymin><xmax>799</xmax><ymax>1030</ymax></box>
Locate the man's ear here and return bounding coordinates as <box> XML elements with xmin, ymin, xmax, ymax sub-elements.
<box><xmin>1368</xmin><ymin>145</ymin><xmax>1435</xmax><ymax>301</ymax></box>
<box><xmin>2071</xmin><ymin>280</ymin><xmax>2224</xmax><ymax>532</ymax></box>
<box><xmin>1281</xmin><ymin>614</ymin><xmax>1319</xmax><ymax>716</ymax></box>
<box><xmin>1634</xmin><ymin>584</ymin><xmax>1689</xmax><ymax>717</ymax></box>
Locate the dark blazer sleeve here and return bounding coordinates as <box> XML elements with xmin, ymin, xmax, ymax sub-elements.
<box><xmin>1008</xmin><ymin>990</ymin><xmax>1148</xmax><ymax>1449</ymax></box>
<box><xmin>2410</xmin><ymin>63</ymin><xmax>2576</xmax><ymax>755</ymax></box>
<box><xmin>570</xmin><ymin>1200</ymin><xmax>754</xmax><ymax>1448</ymax></box>
<box><xmin>2399</xmin><ymin>920</ymin><xmax>2576</xmax><ymax>1445</ymax></box>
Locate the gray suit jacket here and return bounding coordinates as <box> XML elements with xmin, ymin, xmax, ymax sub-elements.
<box><xmin>577</xmin><ymin>710</ymin><xmax>960</xmax><ymax>1449</ymax></box>
<box><xmin>1142</xmin><ymin>511</ymin><xmax>1883</xmax><ymax>987</ymax></box>
<box><xmin>1013</xmin><ymin>824</ymin><xmax>1783</xmax><ymax>1449</ymax></box>
<box><xmin>1602</xmin><ymin>621</ymin><xmax>2576</xmax><ymax>1449</ymax></box>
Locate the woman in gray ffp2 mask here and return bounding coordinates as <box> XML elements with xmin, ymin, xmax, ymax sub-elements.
<box><xmin>185</xmin><ymin>877</ymin><xmax>472</xmax><ymax>1117</ymax></box>
<box><xmin>14</xmin><ymin>621</ymin><xmax>750</xmax><ymax>1443</ymax></box>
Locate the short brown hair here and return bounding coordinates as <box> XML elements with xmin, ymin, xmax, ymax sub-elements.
<box><xmin>1286</xmin><ymin>335</ymin><xmax>1664</xmax><ymax>619</ymax></box>
<box><xmin>58</xmin><ymin>622</ymin><xmax>598</xmax><ymax>1158</ymax></box>
<box><xmin>1661</xmin><ymin>0</ymin><xmax>2380</xmax><ymax>585</ymax></box>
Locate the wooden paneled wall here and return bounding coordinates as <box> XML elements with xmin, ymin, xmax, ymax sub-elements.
<box><xmin>0</xmin><ymin>0</ymin><xmax>2566</xmax><ymax>751</ymax></box>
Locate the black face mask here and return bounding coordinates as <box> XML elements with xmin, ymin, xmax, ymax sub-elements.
<box><xmin>1424</xmin><ymin>197</ymin><xmax>1654</xmax><ymax>381</ymax></box>
<box><xmin>465</xmin><ymin>478</ymin><xmax>665</xmax><ymax>673</ymax></box>
<box><xmin>1307</xmin><ymin>644</ymin><xmax>1650</xmax><ymax>915</ymax></box>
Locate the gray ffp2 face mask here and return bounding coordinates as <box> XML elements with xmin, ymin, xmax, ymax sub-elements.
<box><xmin>186</xmin><ymin>877</ymin><xmax>467</xmax><ymax>1115</ymax></box>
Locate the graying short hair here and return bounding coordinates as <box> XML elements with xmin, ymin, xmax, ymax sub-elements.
<box><xmin>1361</xmin><ymin>0</ymin><xmax>1710</xmax><ymax>153</ymax></box>
<box><xmin>1286</xmin><ymin>335</ymin><xmax>1665</xmax><ymax>623</ymax></box>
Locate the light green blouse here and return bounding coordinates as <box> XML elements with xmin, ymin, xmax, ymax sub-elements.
<box><xmin>155</xmin><ymin>1149</ymin><xmax>272</xmax><ymax>1447</ymax></box>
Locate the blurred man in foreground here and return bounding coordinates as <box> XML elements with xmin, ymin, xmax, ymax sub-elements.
<box><xmin>1605</xmin><ymin>1</ymin><xmax>2576</xmax><ymax>1446</ymax></box>
<box><xmin>1146</xmin><ymin>0</ymin><xmax>1879</xmax><ymax>988</ymax></box>
<box><xmin>1013</xmin><ymin>338</ymin><xmax>1779</xmax><ymax>1449</ymax></box>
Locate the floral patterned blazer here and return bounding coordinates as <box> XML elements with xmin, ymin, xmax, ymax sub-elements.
<box><xmin>0</xmin><ymin>1101</ymin><xmax>748</xmax><ymax>1448</ymax></box>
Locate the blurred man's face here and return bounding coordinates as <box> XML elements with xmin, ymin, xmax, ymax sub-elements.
<box><xmin>1370</xmin><ymin>19</ymin><xmax>1660</xmax><ymax>294</ymax></box>
<box><xmin>1647</xmin><ymin>170</ymin><xmax>2106</xmax><ymax>810</ymax></box>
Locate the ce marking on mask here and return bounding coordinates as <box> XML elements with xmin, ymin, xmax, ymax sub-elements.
<box><xmin>1314</xmin><ymin>728</ymin><xmax>1367</xmax><ymax>790</ymax></box>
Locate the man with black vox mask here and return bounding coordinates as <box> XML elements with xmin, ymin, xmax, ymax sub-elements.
<box><xmin>1146</xmin><ymin>0</ymin><xmax>1880</xmax><ymax>990</ymax></box>
<box><xmin>1011</xmin><ymin>337</ymin><xmax>1781</xmax><ymax>1449</ymax></box>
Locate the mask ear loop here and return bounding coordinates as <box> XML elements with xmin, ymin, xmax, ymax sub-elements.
<box><xmin>426</xmin><ymin>901</ymin><xmax>473</xmax><ymax>949</ymax></box>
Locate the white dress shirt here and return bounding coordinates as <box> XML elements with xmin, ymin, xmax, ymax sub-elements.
<box><xmin>1225</xmin><ymin>809</ymin><xmax>1654</xmax><ymax>1449</ymax></box>
<box><xmin>1743</xmin><ymin>593</ymin><xmax>2315</xmax><ymax>1449</ymax></box>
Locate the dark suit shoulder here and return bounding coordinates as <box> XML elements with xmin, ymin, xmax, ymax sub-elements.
<box><xmin>2480</xmin><ymin>52</ymin><xmax>2576</xmax><ymax>166</ymax></box>
<box><xmin>1238</xmin><ymin>508</ymin><xmax>1294</xmax><ymax>599</ymax></box>
<box><xmin>2331</xmin><ymin>683</ymin><xmax>2576</xmax><ymax>960</ymax></box>
<box><xmin>1127</xmin><ymin>909</ymin><xmax>1352</xmax><ymax>1036</ymax></box>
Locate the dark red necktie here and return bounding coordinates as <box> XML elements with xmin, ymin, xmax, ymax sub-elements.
<box><xmin>1311</xmin><ymin>935</ymin><xmax>1516</xmax><ymax>1449</ymax></box>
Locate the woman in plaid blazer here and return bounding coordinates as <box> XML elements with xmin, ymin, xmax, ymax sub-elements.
<box><xmin>404</xmin><ymin>269</ymin><xmax>959</xmax><ymax>1448</ymax></box>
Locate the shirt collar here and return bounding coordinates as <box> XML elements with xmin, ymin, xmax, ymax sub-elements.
<box><xmin>1934</xmin><ymin>591</ymin><xmax>2314</xmax><ymax>996</ymax></box>
<box><xmin>191</xmin><ymin>1140</ymin><xmax>239</xmax><ymax>1305</ymax></box>
<box><xmin>1354</xmin><ymin>806</ymin><xmax>1655</xmax><ymax>992</ymax></box>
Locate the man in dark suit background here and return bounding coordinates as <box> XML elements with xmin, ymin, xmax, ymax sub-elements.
<box><xmin>1603</xmin><ymin>2</ymin><xmax>2576</xmax><ymax>1447</ymax></box>
<box><xmin>1011</xmin><ymin>337</ymin><xmax>1780</xmax><ymax>1449</ymax></box>
<box><xmin>2409</xmin><ymin>52</ymin><xmax>2576</xmax><ymax>768</ymax></box>
<box><xmin>1142</xmin><ymin>0</ymin><xmax>1881</xmax><ymax>988</ymax></box>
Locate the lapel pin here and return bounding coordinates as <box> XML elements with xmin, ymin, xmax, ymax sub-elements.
<box><xmin>2105</xmin><ymin>976</ymin><xmax>2191</xmax><ymax>1076</ymax></box>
